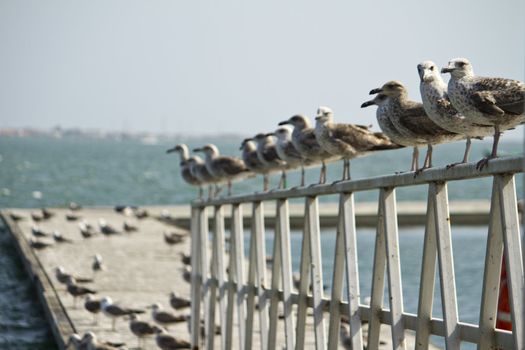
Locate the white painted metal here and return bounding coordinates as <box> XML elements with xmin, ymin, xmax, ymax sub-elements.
<box><xmin>190</xmin><ymin>207</ymin><xmax>201</xmax><ymax>348</ymax></box>
<box><xmin>367</xmin><ymin>194</ymin><xmax>387</xmax><ymax>349</ymax></box>
<box><xmin>432</xmin><ymin>183</ymin><xmax>461</xmax><ymax>349</ymax></box>
<box><xmin>277</xmin><ymin>199</ymin><xmax>296</xmax><ymax>349</ymax></box>
<box><xmin>478</xmin><ymin>179</ymin><xmax>504</xmax><ymax>349</ymax></box>
<box><xmin>415</xmin><ymin>191</ymin><xmax>438</xmax><ymax>349</ymax></box>
<box><xmin>231</xmin><ymin>204</ymin><xmax>247</xmax><ymax>349</ymax></box>
<box><xmin>207</xmin><ymin>221</ymin><xmax>218</xmax><ymax>350</ymax></box>
<box><xmin>340</xmin><ymin>193</ymin><xmax>363</xmax><ymax>350</ymax></box>
<box><xmin>213</xmin><ymin>206</ymin><xmax>229</xmax><ymax>350</ymax></box>
<box><xmin>187</xmin><ymin>157</ymin><xmax>524</xmax><ymax>349</ymax></box>
<box><xmin>306</xmin><ymin>196</ymin><xmax>327</xmax><ymax>350</ymax></box>
<box><xmin>381</xmin><ymin>188</ymin><xmax>406</xmax><ymax>349</ymax></box>
<box><xmin>252</xmin><ymin>201</ymin><xmax>269</xmax><ymax>350</ymax></box>
<box><xmin>497</xmin><ymin>175</ymin><xmax>524</xmax><ymax>349</ymax></box>
<box><xmin>295</xmin><ymin>198</ymin><xmax>311</xmax><ymax>350</ymax></box>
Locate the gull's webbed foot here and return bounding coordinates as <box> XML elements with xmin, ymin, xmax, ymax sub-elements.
<box><xmin>476</xmin><ymin>156</ymin><xmax>495</xmax><ymax>171</ymax></box>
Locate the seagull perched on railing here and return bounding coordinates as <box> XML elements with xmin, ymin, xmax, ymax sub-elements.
<box><xmin>166</xmin><ymin>144</ymin><xmax>204</xmax><ymax>197</ymax></box>
<box><xmin>279</xmin><ymin>114</ymin><xmax>337</xmax><ymax>184</ymax></box>
<box><xmin>369</xmin><ymin>81</ymin><xmax>462</xmax><ymax>173</ymax></box>
<box><xmin>270</xmin><ymin>127</ymin><xmax>307</xmax><ymax>187</ymax></box>
<box><xmin>187</xmin><ymin>156</ymin><xmax>218</xmax><ymax>199</ymax></box>
<box><xmin>253</xmin><ymin>133</ymin><xmax>287</xmax><ymax>190</ymax></box>
<box><xmin>418</xmin><ymin>60</ymin><xmax>493</xmax><ymax>167</ymax></box>
<box><xmin>240</xmin><ymin>137</ymin><xmax>275</xmax><ymax>191</ymax></box>
<box><xmin>441</xmin><ymin>57</ymin><xmax>525</xmax><ymax>170</ymax></box>
<box><xmin>315</xmin><ymin>106</ymin><xmax>403</xmax><ymax>181</ymax></box>
<box><xmin>193</xmin><ymin>144</ymin><xmax>250</xmax><ymax>196</ymax></box>
<box><xmin>361</xmin><ymin>94</ymin><xmax>422</xmax><ymax>172</ymax></box>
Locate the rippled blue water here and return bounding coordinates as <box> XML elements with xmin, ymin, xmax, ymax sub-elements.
<box><xmin>0</xmin><ymin>135</ymin><xmax>522</xmax><ymax>348</ymax></box>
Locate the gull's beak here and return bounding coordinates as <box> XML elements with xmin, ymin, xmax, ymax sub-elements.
<box><xmin>193</xmin><ymin>147</ymin><xmax>203</xmax><ymax>152</ymax></box>
<box><xmin>314</xmin><ymin>116</ymin><xmax>322</xmax><ymax>120</ymax></box>
<box><xmin>265</xmin><ymin>132</ymin><xmax>275</xmax><ymax>137</ymax></box>
<box><xmin>369</xmin><ymin>88</ymin><xmax>382</xmax><ymax>95</ymax></box>
<box><xmin>166</xmin><ymin>147</ymin><xmax>177</xmax><ymax>153</ymax></box>
<box><xmin>441</xmin><ymin>65</ymin><xmax>454</xmax><ymax>74</ymax></box>
<box><xmin>278</xmin><ymin>120</ymin><xmax>290</xmax><ymax>126</ymax></box>
<box><xmin>361</xmin><ymin>100</ymin><xmax>374</xmax><ymax>108</ymax></box>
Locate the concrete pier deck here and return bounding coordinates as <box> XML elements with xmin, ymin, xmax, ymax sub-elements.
<box><xmin>1</xmin><ymin>206</ymin><xmax>442</xmax><ymax>349</ymax></box>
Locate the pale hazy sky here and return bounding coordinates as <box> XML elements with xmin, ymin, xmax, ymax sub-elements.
<box><xmin>1</xmin><ymin>0</ymin><xmax>524</xmax><ymax>138</ymax></box>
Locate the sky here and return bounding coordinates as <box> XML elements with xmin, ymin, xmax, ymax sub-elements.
<box><xmin>0</xmin><ymin>0</ymin><xmax>524</xmax><ymax>138</ymax></box>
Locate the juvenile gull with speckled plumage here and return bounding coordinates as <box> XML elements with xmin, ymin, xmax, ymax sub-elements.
<box><xmin>186</xmin><ymin>157</ymin><xmax>218</xmax><ymax>198</ymax></box>
<box><xmin>193</xmin><ymin>144</ymin><xmax>250</xmax><ymax>196</ymax></box>
<box><xmin>253</xmin><ymin>133</ymin><xmax>287</xmax><ymax>190</ymax></box>
<box><xmin>418</xmin><ymin>60</ymin><xmax>493</xmax><ymax>166</ymax></box>
<box><xmin>370</xmin><ymin>81</ymin><xmax>462</xmax><ymax>172</ymax></box>
<box><xmin>361</xmin><ymin>94</ymin><xmax>422</xmax><ymax>171</ymax></box>
<box><xmin>271</xmin><ymin>127</ymin><xmax>308</xmax><ymax>187</ymax></box>
<box><xmin>315</xmin><ymin>106</ymin><xmax>403</xmax><ymax>180</ymax></box>
<box><xmin>442</xmin><ymin>57</ymin><xmax>525</xmax><ymax>170</ymax></box>
<box><xmin>279</xmin><ymin>114</ymin><xmax>338</xmax><ymax>184</ymax></box>
<box><xmin>240</xmin><ymin>137</ymin><xmax>276</xmax><ymax>191</ymax></box>
<box><xmin>166</xmin><ymin>144</ymin><xmax>204</xmax><ymax>197</ymax></box>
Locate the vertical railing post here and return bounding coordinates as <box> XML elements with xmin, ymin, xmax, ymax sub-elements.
<box><xmin>213</xmin><ymin>205</ymin><xmax>229</xmax><ymax>350</ymax></box>
<box><xmin>381</xmin><ymin>187</ymin><xmax>406</xmax><ymax>350</ymax></box>
<box><xmin>190</xmin><ymin>206</ymin><xmax>203</xmax><ymax>348</ymax></box>
<box><xmin>267</xmin><ymin>202</ymin><xmax>282</xmax><ymax>350</ymax></box>
<box><xmin>253</xmin><ymin>201</ymin><xmax>269</xmax><ymax>350</ymax></box>
<box><xmin>231</xmin><ymin>203</ymin><xmax>246</xmax><ymax>349</ymax></box>
<box><xmin>277</xmin><ymin>199</ymin><xmax>296</xmax><ymax>349</ymax></box>
<box><xmin>295</xmin><ymin>198</ymin><xmax>311</xmax><ymax>350</ymax></box>
<box><xmin>497</xmin><ymin>175</ymin><xmax>524</xmax><ymax>349</ymax></box>
<box><xmin>306</xmin><ymin>196</ymin><xmax>327</xmax><ymax>350</ymax></box>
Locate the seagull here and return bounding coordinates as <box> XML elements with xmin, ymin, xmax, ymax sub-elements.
<box><xmin>193</xmin><ymin>144</ymin><xmax>250</xmax><ymax>196</ymax></box>
<box><xmin>129</xmin><ymin>314</ymin><xmax>158</xmax><ymax>349</ymax></box>
<box><xmin>253</xmin><ymin>133</ymin><xmax>287</xmax><ymax>190</ymax></box>
<box><xmin>65</xmin><ymin>333</ymin><xmax>85</xmax><ymax>350</ymax></box>
<box><xmin>92</xmin><ymin>254</ymin><xmax>105</xmax><ymax>274</ymax></box>
<box><xmin>169</xmin><ymin>292</ymin><xmax>191</xmax><ymax>310</ymax></box>
<box><xmin>182</xmin><ymin>266</ymin><xmax>191</xmax><ymax>283</ymax></box>
<box><xmin>65</xmin><ymin>276</ymin><xmax>97</xmax><ymax>308</ymax></box>
<box><xmin>81</xmin><ymin>332</ymin><xmax>125</xmax><ymax>350</ymax></box>
<box><xmin>166</xmin><ymin>144</ymin><xmax>203</xmax><ymax>196</ymax></box>
<box><xmin>78</xmin><ymin>221</ymin><xmax>96</xmax><ymax>238</ymax></box>
<box><xmin>186</xmin><ymin>156</ymin><xmax>218</xmax><ymax>199</ymax></box>
<box><xmin>164</xmin><ymin>231</ymin><xmax>185</xmax><ymax>246</ymax></box>
<box><xmin>53</xmin><ymin>231</ymin><xmax>73</xmax><ymax>243</ymax></box>
<box><xmin>100</xmin><ymin>296</ymin><xmax>145</xmax><ymax>331</ymax></box>
<box><xmin>31</xmin><ymin>211</ymin><xmax>44</xmax><ymax>222</ymax></box>
<box><xmin>65</xmin><ymin>211</ymin><xmax>80</xmax><ymax>221</ymax></box>
<box><xmin>180</xmin><ymin>252</ymin><xmax>191</xmax><ymax>266</ymax></box>
<box><xmin>272</xmin><ymin>126</ymin><xmax>308</xmax><ymax>186</ymax></box>
<box><xmin>42</xmin><ymin>208</ymin><xmax>54</xmax><ymax>219</ymax></box>
<box><xmin>98</xmin><ymin>219</ymin><xmax>120</xmax><ymax>235</ymax></box>
<box><xmin>418</xmin><ymin>60</ymin><xmax>494</xmax><ymax>167</ymax></box>
<box><xmin>123</xmin><ymin>220</ymin><xmax>138</xmax><ymax>232</ymax></box>
<box><xmin>8</xmin><ymin>212</ymin><xmax>23</xmax><ymax>221</ymax></box>
<box><xmin>150</xmin><ymin>303</ymin><xmax>188</xmax><ymax>329</ymax></box>
<box><xmin>279</xmin><ymin>115</ymin><xmax>336</xmax><ymax>184</ymax></box>
<box><xmin>31</xmin><ymin>225</ymin><xmax>49</xmax><ymax>237</ymax></box>
<box><xmin>370</xmin><ymin>81</ymin><xmax>462</xmax><ymax>172</ymax></box>
<box><xmin>154</xmin><ymin>327</ymin><xmax>191</xmax><ymax>350</ymax></box>
<box><xmin>442</xmin><ymin>57</ymin><xmax>525</xmax><ymax>170</ymax></box>
<box><xmin>84</xmin><ymin>295</ymin><xmax>102</xmax><ymax>324</ymax></box>
<box><xmin>361</xmin><ymin>93</ymin><xmax>422</xmax><ymax>171</ymax></box>
<box><xmin>55</xmin><ymin>266</ymin><xmax>93</xmax><ymax>285</ymax></box>
<box><xmin>29</xmin><ymin>238</ymin><xmax>53</xmax><ymax>250</ymax></box>
<box><xmin>240</xmin><ymin>137</ymin><xmax>275</xmax><ymax>191</ymax></box>
<box><xmin>133</xmin><ymin>208</ymin><xmax>148</xmax><ymax>219</ymax></box>
<box><xmin>315</xmin><ymin>106</ymin><xmax>403</xmax><ymax>180</ymax></box>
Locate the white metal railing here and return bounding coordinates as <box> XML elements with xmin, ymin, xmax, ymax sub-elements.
<box><xmin>189</xmin><ymin>156</ymin><xmax>525</xmax><ymax>349</ymax></box>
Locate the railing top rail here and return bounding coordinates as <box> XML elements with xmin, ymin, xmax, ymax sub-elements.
<box><xmin>191</xmin><ymin>156</ymin><xmax>524</xmax><ymax>208</ymax></box>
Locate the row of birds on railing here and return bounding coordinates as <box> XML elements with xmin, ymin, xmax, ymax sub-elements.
<box><xmin>167</xmin><ymin>58</ymin><xmax>525</xmax><ymax>199</ymax></box>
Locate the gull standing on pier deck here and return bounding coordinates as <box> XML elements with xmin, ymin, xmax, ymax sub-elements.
<box><xmin>101</xmin><ymin>296</ymin><xmax>145</xmax><ymax>331</ymax></box>
<box><xmin>129</xmin><ymin>314</ymin><xmax>158</xmax><ymax>348</ymax></box>
<box><xmin>370</xmin><ymin>81</ymin><xmax>462</xmax><ymax>172</ymax></box>
<box><xmin>65</xmin><ymin>276</ymin><xmax>96</xmax><ymax>307</ymax></box>
<box><xmin>240</xmin><ymin>138</ymin><xmax>272</xmax><ymax>191</ymax></box>
<box><xmin>271</xmin><ymin>127</ymin><xmax>308</xmax><ymax>186</ymax></box>
<box><xmin>84</xmin><ymin>295</ymin><xmax>102</xmax><ymax>324</ymax></box>
<box><xmin>154</xmin><ymin>327</ymin><xmax>191</xmax><ymax>350</ymax></box>
<box><xmin>315</xmin><ymin>106</ymin><xmax>403</xmax><ymax>181</ymax></box>
<box><xmin>166</xmin><ymin>144</ymin><xmax>203</xmax><ymax>197</ymax></box>
<box><xmin>418</xmin><ymin>60</ymin><xmax>494</xmax><ymax>167</ymax></box>
<box><xmin>279</xmin><ymin>115</ymin><xmax>336</xmax><ymax>184</ymax></box>
<box><xmin>361</xmin><ymin>94</ymin><xmax>422</xmax><ymax>171</ymax></box>
<box><xmin>253</xmin><ymin>133</ymin><xmax>287</xmax><ymax>190</ymax></box>
<box><xmin>442</xmin><ymin>57</ymin><xmax>525</xmax><ymax>169</ymax></box>
<box><xmin>150</xmin><ymin>303</ymin><xmax>188</xmax><ymax>329</ymax></box>
<box><xmin>193</xmin><ymin>144</ymin><xmax>250</xmax><ymax>196</ymax></box>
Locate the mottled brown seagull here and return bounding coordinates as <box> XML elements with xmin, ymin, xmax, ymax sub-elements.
<box><xmin>100</xmin><ymin>296</ymin><xmax>145</xmax><ymax>331</ymax></box>
<box><xmin>150</xmin><ymin>303</ymin><xmax>188</xmax><ymax>329</ymax></box>
<box><xmin>169</xmin><ymin>292</ymin><xmax>191</xmax><ymax>310</ymax></box>
<box><xmin>370</xmin><ymin>81</ymin><xmax>462</xmax><ymax>172</ymax></box>
<box><xmin>166</xmin><ymin>144</ymin><xmax>203</xmax><ymax>197</ymax></box>
<box><xmin>84</xmin><ymin>295</ymin><xmax>102</xmax><ymax>324</ymax></box>
<box><xmin>253</xmin><ymin>133</ymin><xmax>287</xmax><ymax>190</ymax></box>
<box><xmin>154</xmin><ymin>328</ymin><xmax>191</xmax><ymax>350</ymax></box>
<box><xmin>315</xmin><ymin>106</ymin><xmax>403</xmax><ymax>180</ymax></box>
<box><xmin>240</xmin><ymin>137</ymin><xmax>274</xmax><ymax>191</ymax></box>
<box><xmin>442</xmin><ymin>57</ymin><xmax>525</xmax><ymax>169</ymax></box>
<box><xmin>272</xmin><ymin>127</ymin><xmax>307</xmax><ymax>187</ymax></box>
<box><xmin>65</xmin><ymin>276</ymin><xmax>96</xmax><ymax>308</ymax></box>
<box><xmin>129</xmin><ymin>314</ymin><xmax>158</xmax><ymax>348</ymax></box>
